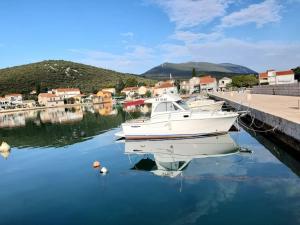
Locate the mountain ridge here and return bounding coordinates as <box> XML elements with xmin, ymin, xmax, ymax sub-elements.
<box><xmin>142</xmin><ymin>61</ymin><xmax>257</xmax><ymax>80</ymax></box>
<box><xmin>0</xmin><ymin>60</ymin><xmax>154</xmax><ymax>96</ymax></box>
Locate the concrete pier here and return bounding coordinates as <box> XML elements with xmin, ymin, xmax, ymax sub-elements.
<box><xmin>209</xmin><ymin>91</ymin><xmax>300</xmax><ymax>153</ymax></box>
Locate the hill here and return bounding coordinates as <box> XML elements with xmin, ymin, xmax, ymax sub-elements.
<box><xmin>0</xmin><ymin>60</ymin><xmax>154</xmax><ymax>96</ymax></box>
<box><xmin>142</xmin><ymin>62</ymin><xmax>257</xmax><ymax>80</ymax></box>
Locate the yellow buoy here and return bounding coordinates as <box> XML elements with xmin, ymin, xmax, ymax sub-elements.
<box><xmin>93</xmin><ymin>161</ymin><xmax>100</xmax><ymax>168</ymax></box>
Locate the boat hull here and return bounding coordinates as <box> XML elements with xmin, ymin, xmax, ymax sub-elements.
<box><xmin>120</xmin><ymin>112</ymin><xmax>238</xmax><ymax>140</ymax></box>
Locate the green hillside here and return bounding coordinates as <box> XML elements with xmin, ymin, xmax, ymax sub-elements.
<box><xmin>0</xmin><ymin>60</ymin><xmax>155</xmax><ymax>96</ymax></box>
<box><xmin>143</xmin><ymin>62</ymin><xmax>257</xmax><ymax>80</ymax></box>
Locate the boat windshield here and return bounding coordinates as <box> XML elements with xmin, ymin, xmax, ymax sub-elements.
<box><xmin>176</xmin><ymin>100</ymin><xmax>189</xmax><ymax>110</ymax></box>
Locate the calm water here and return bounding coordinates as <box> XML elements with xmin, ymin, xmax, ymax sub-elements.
<box><xmin>0</xmin><ymin>105</ymin><xmax>300</xmax><ymax>225</ymax></box>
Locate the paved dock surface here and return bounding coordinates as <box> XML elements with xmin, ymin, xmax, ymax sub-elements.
<box><xmin>211</xmin><ymin>91</ymin><xmax>300</xmax><ymax>124</ymax></box>
<box><xmin>210</xmin><ymin>91</ymin><xmax>300</xmax><ymax>151</ymax></box>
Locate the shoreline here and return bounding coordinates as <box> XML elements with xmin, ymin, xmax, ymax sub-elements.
<box><xmin>0</xmin><ymin>102</ymin><xmax>112</xmax><ymax>114</ymax></box>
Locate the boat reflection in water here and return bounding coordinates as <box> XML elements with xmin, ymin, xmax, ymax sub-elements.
<box><xmin>124</xmin><ymin>134</ymin><xmax>239</xmax><ymax>178</ymax></box>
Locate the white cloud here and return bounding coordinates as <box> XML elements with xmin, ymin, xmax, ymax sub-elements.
<box><xmin>69</xmin><ymin>45</ymin><xmax>158</xmax><ymax>74</ymax></box>
<box><xmin>220</xmin><ymin>0</ymin><xmax>282</xmax><ymax>28</ymax></box>
<box><xmin>171</xmin><ymin>31</ymin><xmax>223</xmax><ymax>43</ymax></box>
<box><xmin>121</xmin><ymin>32</ymin><xmax>134</xmax><ymax>37</ymax></box>
<box><xmin>160</xmin><ymin>38</ymin><xmax>300</xmax><ymax>71</ymax></box>
<box><xmin>152</xmin><ymin>0</ymin><xmax>232</xmax><ymax>29</ymax></box>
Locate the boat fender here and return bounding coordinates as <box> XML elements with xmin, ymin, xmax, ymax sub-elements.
<box><xmin>0</xmin><ymin>142</ymin><xmax>10</xmax><ymax>152</ymax></box>
<box><xmin>100</xmin><ymin>167</ymin><xmax>108</xmax><ymax>174</ymax></box>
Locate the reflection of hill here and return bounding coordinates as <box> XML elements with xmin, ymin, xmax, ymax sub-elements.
<box><xmin>0</xmin><ymin>112</ymin><xmax>124</xmax><ymax>148</ymax></box>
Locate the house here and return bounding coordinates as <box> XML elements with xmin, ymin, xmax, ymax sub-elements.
<box><xmin>5</xmin><ymin>93</ymin><xmax>23</xmax><ymax>105</ymax></box>
<box><xmin>180</xmin><ymin>80</ymin><xmax>190</xmax><ymax>93</ymax></box>
<box><xmin>73</xmin><ymin>94</ymin><xmax>86</xmax><ymax>104</ymax></box>
<box><xmin>121</xmin><ymin>87</ymin><xmax>139</xmax><ymax>98</ymax></box>
<box><xmin>0</xmin><ymin>97</ymin><xmax>9</xmax><ymax>109</ymax></box>
<box><xmin>38</xmin><ymin>93</ymin><xmax>64</xmax><ymax>107</ymax></box>
<box><xmin>153</xmin><ymin>81</ymin><xmax>178</xmax><ymax>96</ymax></box>
<box><xmin>218</xmin><ymin>77</ymin><xmax>232</xmax><ymax>91</ymax></box>
<box><xmin>189</xmin><ymin>77</ymin><xmax>201</xmax><ymax>94</ymax></box>
<box><xmin>22</xmin><ymin>100</ymin><xmax>36</xmax><ymax>108</ymax></box>
<box><xmin>102</xmin><ymin>88</ymin><xmax>116</xmax><ymax>95</ymax></box>
<box><xmin>259</xmin><ymin>70</ymin><xmax>295</xmax><ymax>85</ymax></box>
<box><xmin>96</xmin><ymin>91</ymin><xmax>112</xmax><ymax>103</ymax></box>
<box><xmin>51</xmin><ymin>88</ymin><xmax>81</xmax><ymax>99</ymax></box>
<box><xmin>200</xmin><ymin>76</ymin><xmax>217</xmax><ymax>91</ymax></box>
<box><xmin>155</xmin><ymin>79</ymin><xmax>174</xmax><ymax>88</ymax></box>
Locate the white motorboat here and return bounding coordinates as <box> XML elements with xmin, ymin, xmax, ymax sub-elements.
<box><xmin>123</xmin><ymin>134</ymin><xmax>239</xmax><ymax>178</ymax></box>
<box><xmin>186</xmin><ymin>96</ymin><xmax>224</xmax><ymax>111</ymax></box>
<box><xmin>115</xmin><ymin>94</ymin><xmax>238</xmax><ymax>140</ymax></box>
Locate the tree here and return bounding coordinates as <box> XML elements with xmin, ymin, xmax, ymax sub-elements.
<box><xmin>292</xmin><ymin>67</ymin><xmax>300</xmax><ymax>81</ymax></box>
<box><xmin>115</xmin><ymin>79</ymin><xmax>125</xmax><ymax>93</ymax></box>
<box><xmin>231</xmin><ymin>75</ymin><xmax>258</xmax><ymax>88</ymax></box>
<box><xmin>35</xmin><ymin>82</ymin><xmax>41</xmax><ymax>95</ymax></box>
<box><xmin>192</xmin><ymin>68</ymin><xmax>196</xmax><ymax>77</ymax></box>
<box><xmin>125</xmin><ymin>78</ymin><xmax>138</xmax><ymax>87</ymax></box>
<box><xmin>145</xmin><ymin>90</ymin><xmax>152</xmax><ymax>98</ymax></box>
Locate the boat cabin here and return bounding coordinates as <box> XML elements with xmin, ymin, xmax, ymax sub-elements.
<box><xmin>145</xmin><ymin>94</ymin><xmax>189</xmax><ymax>116</ymax></box>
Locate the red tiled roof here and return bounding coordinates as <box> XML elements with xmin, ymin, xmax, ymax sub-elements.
<box><xmin>121</xmin><ymin>87</ymin><xmax>139</xmax><ymax>92</ymax></box>
<box><xmin>276</xmin><ymin>70</ymin><xmax>294</xmax><ymax>76</ymax></box>
<box><xmin>38</xmin><ymin>93</ymin><xmax>58</xmax><ymax>98</ymax></box>
<box><xmin>200</xmin><ymin>76</ymin><xmax>216</xmax><ymax>85</ymax></box>
<box><xmin>5</xmin><ymin>93</ymin><xmax>22</xmax><ymax>97</ymax></box>
<box><xmin>259</xmin><ymin>72</ymin><xmax>268</xmax><ymax>78</ymax></box>
<box><xmin>55</xmin><ymin>88</ymin><xmax>80</xmax><ymax>92</ymax></box>
<box><xmin>155</xmin><ymin>82</ymin><xmax>174</xmax><ymax>89</ymax></box>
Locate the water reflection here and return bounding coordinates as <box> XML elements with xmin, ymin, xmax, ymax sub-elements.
<box><xmin>0</xmin><ymin>103</ymin><xmax>126</xmax><ymax>149</ymax></box>
<box><xmin>124</xmin><ymin>134</ymin><xmax>239</xmax><ymax>178</ymax></box>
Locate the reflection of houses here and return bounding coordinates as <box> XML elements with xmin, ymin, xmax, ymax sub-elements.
<box><xmin>153</xmin><ymin>81</ymin><xmax>178</xmax><ymax>96</ymax></box>
<box><xmin>39</xmin><ymin>107</ymin><xmax>83</xmax><ymax>124</ymax></box>
<box><xmin>0</xmin><ymin>112</ymin><xmax>26</xmax><ymax>128</ymax></box>
<box><xmin>259</xmin><ymin>70</ymin><xmax>295</xmax><ymax>85</ymax></box>
<box><xmin>218</xmin><ymin>77</ymin><xmax>232</xmax><ymax>91</ymax></box>
<box><xmin>5</xmin><ymin>93</ymin><xmax>23</xmax><ymax>106</ymax></box>
<box><xmin>200</xmin><ymin>75</ymin><xmax>217</xmax><ymax>91</ymax></box>
<box><xmin>38</xmin><ymin>93</ymin><xmax>64</xmax><ymax>107</ymax></box>
<box><xmin>98</xmin><ymin>103</ymin><xmax>117</xmax><ymax>116</ymax></box>
<box><xmin>97</xmin><ymin>91</ymin><xmax>112</xmax><ymax>103</ymax></box>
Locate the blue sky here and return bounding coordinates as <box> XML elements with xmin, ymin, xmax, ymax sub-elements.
<box><xmin>0</xmin><ymin>0</ymin><xmax>299</xmax><ymax>73</ymax></box>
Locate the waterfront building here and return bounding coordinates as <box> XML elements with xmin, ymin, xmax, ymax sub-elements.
<box><xmin>51</xmin><ymin>88</ymin><xmax>81</xmax><ymax>99</ymax></box>
<box><xmin>0</xmin><ymin>97</ymin><xmax>9</xmax><ymax>109</ymax></box>
<box><xmin>4</xmin><ymin>93</ymin><xmax>23</xmax><ymax>106</ymax></box>
<box><xmin>38</xmin><ymin>93</ymin><xmax>64</xmax><ymax>107</ymax></box>
<box><xmin>22</xmin><ymin>100</ymin><xmax>36</xmax><ymax>108</ymax></box>
<box><xmin>179</xmin><ymin>80</ymin><xmax>190</xmax><ymax>93</ymax></box>
<box><xmin>96</xmin><ymin>91</ymin><xmax>112</xmax><ymax>103</ymax></box>
<box><xmin>218</xmin><ymin>77</ymin><xmax>232</xmax><ymax>91</ymax></box>
<box><xmin>153</xmin><ymin>81</ymin><xmax>178</xmax><ymax>96</ymax></box>
<box><xmin>200</xmin><ymin>76</ymin><xmax>217</xmax><ymax>92</ymax></box>
<box><xmin>102</xmin><ymin>88</ymin><xmax>116</xmax><ymax>95</ymax></box>
<box><xmin>259</xmin><ymin>70</ymin><xmax>295</xmax><ymax>85</ymax></box>
<box><xmin>121</xmin><ymin>87</ymin><xmax>139</xmax><ymax>99</ymax></box>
